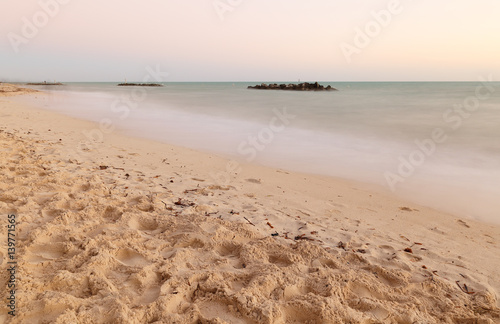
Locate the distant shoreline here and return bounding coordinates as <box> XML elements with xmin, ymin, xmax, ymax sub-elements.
<box><xmin>26</xmin><ymin>82</ymin><xmax>63</xmax><ymax>86</ymax></box>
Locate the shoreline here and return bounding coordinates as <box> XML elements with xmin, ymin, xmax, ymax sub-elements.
<box><xmin>1</xmin><ymin>87</ymin><xmax>499</xmax><ymax>322</ymax></box>
<box><xmin>12</xmin><ymin>82</ymin><xmax>500</xmax><ymax>225</ymax></box>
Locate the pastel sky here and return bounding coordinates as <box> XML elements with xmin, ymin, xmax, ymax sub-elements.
<box><xmin>1</xmin><ymin>0</ymin><xmax>499</xmax><ymax>82</ymax></box>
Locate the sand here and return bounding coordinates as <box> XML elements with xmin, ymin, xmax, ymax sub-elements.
<box><xmin>0</xmin><ymin>84</ymin><xmax>499</xmax><ymax>323</ymax></box>
<box><xmin>0</xmin><ymin>84</ymin><xmax>38</xmax><ymax>97</ymax></box>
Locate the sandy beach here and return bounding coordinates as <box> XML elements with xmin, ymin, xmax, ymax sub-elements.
<box><xmin>1</xmin><ymin>84</ymin><xmax>499</xmax><ymax>323</ymax></box>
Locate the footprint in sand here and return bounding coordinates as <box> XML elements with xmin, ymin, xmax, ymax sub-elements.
<box><xmin>268</xmin><ymin>254</ymin><xmax>294</xmax><ymax>267</ymax></box>
<box><xmin>284</xmin><ymin>284</ymin><xmax>309</xmax><ymax>301</ymax></box>
<box><xmin>78</xmin><ymin>182</ymin><xmax>91</xmax><ymax>192</ymax></box>
<box><xmin>124</xmin><ymin>271</ymin><xmax>163</xmax><ymax>305</ymax></box>
<box><xmin>25</xmin><ymin>243</ymin><xmax>67</xmax><ymax>264</ymax></box>
<box><xmin>245</xmin><ymin>178</ymin><xmax>261</xmax><ymax>184</ymax></box>
<box><xmin>127</xmin><ymin>196</ymin><xmax>155</xmax><ymax>212</ymax></box>
<box><xmin>198</xmin><ymin>301</ymin><xmax>247</xmax><ymax>324</ymax></box>
<box><xmin>215</xmin><ymin>243</ymin><xmax>248</xmax><ymax>269</ymax></box>
<box><xmin>102</xmin><ymin>206</ymin><xmax>123</xmax><ymax>222</ymax></box>
<box><xmin>363</xmin><ymin>264</ymin><xmax>410</xmax><ymax>288</ymax></box>
<box><xmin>329</xmin><ymin>202</ymin><xmax>348</xmax><ymax>209</ymax></box>
<box><xmin>34</xmin><ymin>192</ymin><xmax>57</xmax><ymax>206</ymax></box>
<box><xmin>328</xmin><ymin>209</ymin><xmax>342</xmax><ymax>215</ymax></box>
<box><xmin>41</xmin><ymin>208</ymin><xmax>67</xmax><ymax>219</ymax></box>
<box><xmin>127</xmin><ymin>215</ymin><xmax>159</xmax><ymax>232</ymax></box>
<box><xmin>115</xmin><ymin>248</ymin><xmax>150</xmax><ymax>267</ymax></box>
<box><xmin>215</xmin><ymin>242</ymin><xmax>243</xmax><ymax>256</ymax></box>
<box><xmin>171</xmin><ymin>234</ymin><xmax>206</xmax><ymax>249</ymax></box>
<box><xmin>138</xmin><ymin>285</ymin><xmax>161</xmax><ymax>305</ymax></box>
<box><xmin>311</xmin><ymin>258</ymin><xmax>339</xmax><ymax>269</ymax></box>
<box><xmin>0</xmin><ymin>194</ymin><xmax>17</xmax><ymax>204</ymax></box>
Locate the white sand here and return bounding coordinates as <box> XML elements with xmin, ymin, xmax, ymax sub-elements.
<box><xmin>1</xmin><ymin>84</ymin><xmax>499</xmax><ymax>323</ymax></box>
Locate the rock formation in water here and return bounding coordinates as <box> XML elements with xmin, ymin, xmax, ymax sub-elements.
<box><xmin>248</xmin><ymin>82</ymin><xmax>337</xmax><ymax>91</ymax></box>
<box><xmin>117</xmin><ymin>83</ymin><xmax>163</xmax><ymax>87</ymax></box>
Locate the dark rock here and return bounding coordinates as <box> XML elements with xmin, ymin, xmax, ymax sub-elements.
<box><xmin>248</xmin><ymin>82</ymin><xmax>337</xmax><ymax>91</ymax></box>
<box><xmin>118</xmin><ymin>83</ymin><xmax>163</xmax><ymax>87</ymax></box>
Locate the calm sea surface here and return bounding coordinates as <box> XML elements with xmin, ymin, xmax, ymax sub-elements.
<box><xmin>18</xmin><ymin>82</ymin><xmax>500</xmax><ymax>223</ymax></box>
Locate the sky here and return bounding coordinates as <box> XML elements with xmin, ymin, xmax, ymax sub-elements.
<box><xmin>1</xmin><ymin>0</ymin><xmax>500</xmax><ymax>82</ymax></box>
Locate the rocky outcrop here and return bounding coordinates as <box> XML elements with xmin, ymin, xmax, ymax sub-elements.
<box><xmin>248</xmin><ymin>82</ymin><xmax>337</xmax><ymax>91</ymax></box>
<box><xmin>117</xmin><ymin>83</ymin><xmax>163</xmax><ymax>87</ymax></box>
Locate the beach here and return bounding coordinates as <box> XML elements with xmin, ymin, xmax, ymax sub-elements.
<box><xmin>1</xmin><ymin>84</ymin><xmax>499</xmax><ymax>323</ymax></box>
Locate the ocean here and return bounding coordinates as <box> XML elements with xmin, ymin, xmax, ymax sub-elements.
<box><xmin>17</xmin><ymin>81</ymin><xmax>500</xmax><ymax>224</ymax></box>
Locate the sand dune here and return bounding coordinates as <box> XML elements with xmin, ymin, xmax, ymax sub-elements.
<box><xmin>0</xmin><ymin>87</ymin><xmax>499</xmax><ymax>323</ymax></box>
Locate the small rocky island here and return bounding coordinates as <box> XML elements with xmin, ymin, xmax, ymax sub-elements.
<box><xmin>117</xmin><ymin>83</ymin><xmax>163</xmax><ymax>87</ymax></box>
<box><xmin>248</xmin><ymin>82</ymin><xmax>337</xmax><ymax>91</ymax></box>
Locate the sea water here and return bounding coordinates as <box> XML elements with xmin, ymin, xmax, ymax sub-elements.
<box><xmin>19</xmin><ymin>81</ymin><xmax>500</xmax><ymax>223</ymax></box>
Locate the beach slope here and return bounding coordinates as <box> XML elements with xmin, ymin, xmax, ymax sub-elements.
<box><xmin>0</xmin><ymin>87</ymin><xmax>499</xmax><ymax>323</ymax></box>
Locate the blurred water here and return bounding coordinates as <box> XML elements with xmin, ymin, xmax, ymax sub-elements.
<box><xmin>19</xmin><ymin>81</ymin><xmax>500</xmax><ymax>223</ymax></box>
